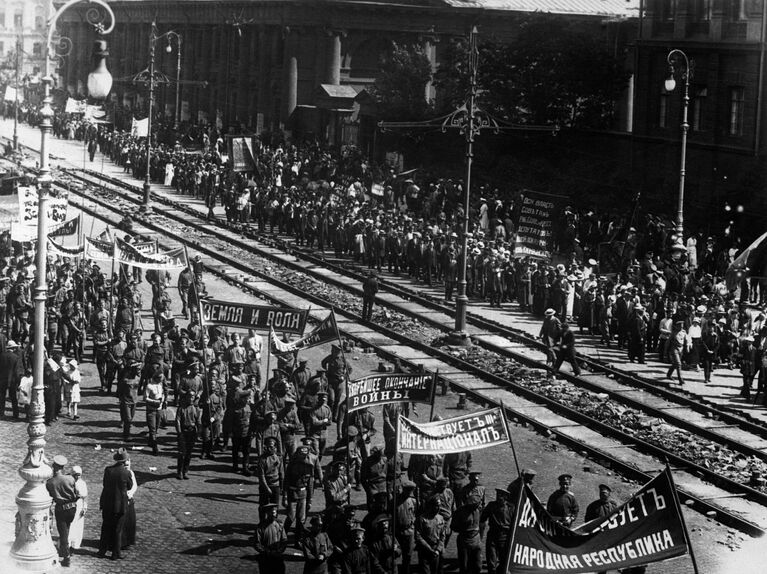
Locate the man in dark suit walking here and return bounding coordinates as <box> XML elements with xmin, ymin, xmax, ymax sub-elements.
<box><xmin>98</xmin><ymin>448</ymin><xmax>133</xmax><ymax>560</ymax></box>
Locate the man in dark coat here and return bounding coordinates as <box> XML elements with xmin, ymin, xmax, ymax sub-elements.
<box><xmin>0</xmin><ymin>339</ymin><xmax>23</xmax><ymax>418</ymax></box>
<box><xmin>362</xmin><ymin>271</ymin><xmax>379</xmax><ymax>322</ymax></box>
<box><xmin>98</xmin><ymin>448</ymin><xmax>134</xmax><ymax>560</ymax></box>
<box><xmin>552</xmin><ymin>322</ymin><xmax>581</xmax><ymax>377</ymax></box>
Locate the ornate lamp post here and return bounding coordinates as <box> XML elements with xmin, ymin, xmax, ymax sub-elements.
<box><xmin>9</xmin><ymin>1</ymin><xmax>114</xmax><ymax>570</ymax></box>
<box><xmin>665</xmin><ymin>49</ymin><xmax>692</xmax><ymax>257</ymax></box>
<box><xmin>139</xmin><ymin>22</ymin><xmax>182</xmax><ymax>209</ymax></box>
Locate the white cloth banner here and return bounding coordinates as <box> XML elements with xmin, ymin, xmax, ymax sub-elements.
<box><xmin>65</xmin><ymin>98</ymin><xmax>86</xmax><ymax>114</ymax></box>
<box><xmin>131</xmin><ymin>117</ymin><xmax>149</xmax><ymax>138</ymax></box>
<box><xmin>17</xmin><ymin>186</ymin><xmax>69</xmax><ymax>226</ymax></box>
<box><xmin>4</xmin><ymin>86</ymin><xmax>22</xmax><ymax>102</ymax></box>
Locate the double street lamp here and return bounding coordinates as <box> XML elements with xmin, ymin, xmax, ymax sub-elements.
<box><xmin>665</xmin><ymin>49</ymin><xmax>692</xmax><ymax>256</ymax></box>
<box><xmin>10</xmin><ymin>0</ymin><xmax>114</xmax><ymax>570</ymax></box>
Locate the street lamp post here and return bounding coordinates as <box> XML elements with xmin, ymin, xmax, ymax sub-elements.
<box><xmin>141</xmin><ymin>22</ymin><xmax>182</xmax><ymax>209</ymax></box>
<box><xmin>13</xmin><ymin>36</ymin><xmax>21</xmax><ymax>150</ymax></box>
<box><xmin>9</xmin><ymin>1</ymin><xmax>114</xmax><ymax>570</ymax></box>
<box><xmin>665</xmin><ymin>49</ymin><xmax>691</xmax><ymax>255</ymax></box>
<box><xmin>167</xmin><ymin>33</ymin><xmax>182</xmax><ymax>130</ymax></box>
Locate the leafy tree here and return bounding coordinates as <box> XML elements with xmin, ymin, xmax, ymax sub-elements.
<box><xmin>435</xmin><ymin>14</ymin><xmax>631</xmax><ymax>129</ymax></box>
<box><xmin>370</xmin><ymin>41</ymin><xmax>434</xmax><ymax>121</ymax></box>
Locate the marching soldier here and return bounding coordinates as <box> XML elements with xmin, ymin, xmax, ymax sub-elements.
<box><xmin>310</xmin><ymin>391</ymin><xmax>333</xmax><ymax>460</ymax></box>
<box><xmin>415</xmin><ymin>497</ymin><xmax>446</xmax><ymax>574</ymax></box>
<box><xmin>361</xmin><ymin>446</ymin><xmax>388</xmax><ymax>508</ymax></box>
<box><xmin>341</xmin><ymin>525</ymin><xmax>372</xmax><ymax>574</ymax></box>
<box><xmin>254</xmin><ymin>503</ymin><xmax>288</xmax><ymax>574</ymax></box>
<box><xmin>443</xmin><ymin>451</ymin><xmax>472</xmax><ymax>493</ymax></box>
<box><xmin>395</xmin><ymin>479</ymin><xmax>418</xmax><ymax>574</ymax></box>
<box><xmin>258</xmin><ymin>436</ymin><xmax>284</xmax><ymax>509</ymax></box>
<box><xmin>369</xmin><ymin>515</ymin><xmax>401</xmax><ymax>574</ymax></box>
<box><xmin>284</xmin><ymin>444</ymin><xmax>321</xmax><ymax>540</ymax></box>
<box><xmin>324</xmin><ymin>460</ymin><xmax>351</xmax><ymax>509</ymax></box>
<box><xmin>277</xmin><ymin>395</ymin><xmax>301</xmax><ymax>459</ymax></box>
<box><xmin>291</xmin><ymin>358</ymin><xmax>312</xmax><ymax>397</ymax></box>
<box><xmin>451</xmin><ymin>485</ymin><xmax>483</xmax><ymax>574</ymax></box>
<box><xmin>302</xmin><ymin>515</ymin><xmax>334</xmax><ymax>574</ymax></box>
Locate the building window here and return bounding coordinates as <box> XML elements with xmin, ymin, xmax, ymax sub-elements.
<box><xmin>659</xmin><ymin>89</ymin><xmax>670</xmax><ymax>128</ymax></box>
<box><xmin>658</xmin><ymin>0</ymin><xmax>678</xmax><ymax>21</ymax></box>
<box><xmin>32</xmin><ymin>42</ymin><xmax>42</xmax><ymax>56</ymax></box>
<box><xmin>729</xmin><ymin>87</ymin><xmax>745</xmax><ymax>136</ymax></box>
<box><xmin>726</xmin><ymin>0</ymin><xmax>747</xmax><ymax>20</ymax></box>
<box><xmin>691</xmin><ymin>86</ymin><xmax>707</xmax><ymax>132</ymax></box>
<box><xmin>14</xmin><ymin>11</ymin><xmax>22</xmax><ymax>28</ymax></box>
<box><xmin>692</xmin><ymin>0</ymin><xmax>712</xmax><ymax>21</ymax></box>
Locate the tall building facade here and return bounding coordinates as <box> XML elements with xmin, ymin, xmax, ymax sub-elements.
<box><xmin>0</xmin><ymin>0</ymin><xmax>50</xmax><ymax>77</ymax></box>
<box><xmin>632</xmin><ymin>0</ymin><xmax>767</xmax><ymax>235</ymax></box>
<box><xmin>54</xmin><ymin>0</ymin><xmax>638</xmax><ymax>147</ymax></box>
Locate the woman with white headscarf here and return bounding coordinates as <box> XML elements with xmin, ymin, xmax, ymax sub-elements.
<box><xmin>69</xmin><ymin>465</ymin><xmax>88</xmax><ymax>551</ymax></box>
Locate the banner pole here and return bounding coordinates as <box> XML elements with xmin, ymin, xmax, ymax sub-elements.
<box><xmin>185</xmin><ymin>245</ymin><xmax>212</xmax><ymax>419</ymax></box>
<box><xmin>391</xmin><ymin>437</ymin><xmax>399</xmax><ymax>574</ymax></box>
<box><xmin>665</xmin><ymin>464</ymin><xmax>700</xmax><ymax>574</ymax></box>
<box><xmin>265</xmin><ymin>330</ymin><xmax>272</xmax><ymax>403</ymax></box>
<box><xmin>503</xmin><ymin>471</ymin><xmax>526</xmax><ymax>574</ymax></box>
<box><xmin>499</xmin><ymin>401</ymin><xmax>521</xmax><ymax>476</ymax></box>
<box><xmin>329</xmin><ymin>308</ymin><xmax>351</xmax><ymax>472</ymax></box>
<box><xmin>108</xmin><ymin>240</ymin><xmax>116</xmax><ymax>336</ymax></box>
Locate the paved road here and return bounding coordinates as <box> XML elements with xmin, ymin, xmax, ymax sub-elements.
<box><xmin>0</xmin><ymin>118</ymin><xmax>763</xmax><ymax>573</ymax></box>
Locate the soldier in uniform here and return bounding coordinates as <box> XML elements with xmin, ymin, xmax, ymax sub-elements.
<box><xmin>506</xmin><ymin>468</ymin><xmax>536</xmax><ymax>503</ymax></box>
<box><xmin>321</xmin><ymin>344</ymin><xmax>349</xmax><ymax>429</ymax></box>
<box><xmin>584</xmin><ymin>484</ymin><xmax>618</xmax><ymax>523</ymax></box>
<box><xmin>546</xmin><ymin>473</ymin><xmax>579</xmax><ymax>527</ymax></box>
<box><xmin>324</xmin><ymin>460</ymin><xmax>351</xmax><ymax>510</ymax></box>
<box><xmin>302</xmin><ymin>515</ymin><xmax>334</xmax><ymax>574</ymax></box>
<box><xmin>395</xmin><ymin>479</ymin><xmax>418</xmax><ymax>574</ymax></box>
<box><xmin>118</xmin><ymin>332</ymin><xmax>144</xmax><ymax>442</ymax></box>
<box><xmin>231</xmin><ymin>386</ymin><xmax>252</xmax><ymax>475</ymax></box>
<box><xmin>309</xmin><ymin>391</ymin><xmax>333</xmax><ymax>460</ymax></box>
<box><xmin>480</xmin><ymin>489</ymin><xmax>514</xmax><ymax>574</ymax></box>
<box><xmin>415</xmin><ymin>497</ymin><xmax>446</xmax><ymax>574</ymax></box>
<box><xmin>443</xmin><ymin>451</ymin><xmax>472</xmax><ymax>493</ymax></box>
<box><xmin>361</xmin><ymin>446</ymin><xmax>388</xmax><ymax>507</ymax></box>
<box><xmin>92</xmin><ymin>317</ymin><xmax>111</xmax><ymax>390</ymax></box>
<box><xmin>451</xmin><ymin>485</ymin><xmax>483</xmax><ymax>574</ymax></box>
<box><xmin>284</xmin><ymin>444</ymin><xmax>322</xmax><ymax>540</ymax></box>
<box><xmin>291</xmin><ymin>358</ymin><xmax>312</xmax><ymax>397</ymax></box>
<box><xmin>277</xmin><ymin>395</ymin><xmax>301</xmax><ymax>460</ymax></box>
<box><xmin>369</xmin><ymin>515</ymin><xmax>401</xmax><ymax>574</ymax></box>
<box><xmin>258</xmin><ymin>436</ymin><xmax>284</xmax><ymax>509</ymax></box>
<box><xmin>341</xmin><ymin>525</ymin><xmax>372</xmax><ymax>574</ymax></box>
<box><xmin>254</xmin><ymin>503</ymin><xmax>288</xmax><ymax>574</ymax></box>
<box><xmin>430</xmin><ymin>477</ymin><xmax>455</xmax><ymax>545</ymax></box>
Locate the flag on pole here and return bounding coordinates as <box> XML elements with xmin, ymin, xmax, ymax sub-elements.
<box><xmin>114</xmin><ymin>236</ymin><xmax>187</xmax><ymax>270</ymax></box>
<box><xmin>270</xmin><ymin>310</ymin><xmax>339</xmax><ymax>354</ymax></box>
<box><xmin>85</xmin><ymin>237</ymin><xmax>115</xmax><ymax>261</ymax></box>
<box><xmin>504</xmin><ymin>467</ymin><xmax>689</xmax><ymax>574</ymax></box>
<box><xmin>47</xmin><ymin>214</ymin><xmax>80</xmax><ymax>238</ymax></box>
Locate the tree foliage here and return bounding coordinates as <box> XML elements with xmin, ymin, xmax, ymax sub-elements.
<box><xmin>434</xmin><ymin>14</ymin><xmax>631</xmax><ymax>129</ymax></box>
<box><xmin>370</xmin><ymin>41</ymin><xmax>434</xmax><ymax>121</ymax></box>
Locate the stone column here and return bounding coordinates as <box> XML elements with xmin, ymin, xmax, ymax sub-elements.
<box><xmin>325</xmin><ymin>31</ymin><xmax>342</xmax><ymax>85</ymax></box>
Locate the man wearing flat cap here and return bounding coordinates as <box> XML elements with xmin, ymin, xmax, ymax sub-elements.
<box><xmin>507</xmin><ymin>468</ymin><xmax>536</xmax><ymax>502</ymax></box>
<box><xmin>258</xmin><ymin>436</ymin><xmax>284</xmax><ymax>508</ymax></box>
<box><xmin>452</xmin><ymin>471</ymin><xmax>484</xmax><ymax>574</ymax></box>
<box><xmin>480</xmin><ymin>488</ymin><xmax>514</xmax><ymax>574</ymax></box>
<box><xmin>546</xmin><ymin>473</ymin><xmax>579</xmax><ymax>527</ymax></box>
<box><xmin>98</xmin><ymin>448</ymin><xmax>133</xmax><ymax>560</ymax></box>
<box><xmin>585</xmin><ymin>484</ymin><xmax>618</xmax><ymax>574</ymax></box>
<box><xmin>46</xmin><ymin>455</ymin><xmax>80</xmax><ymax>567</ymax></box>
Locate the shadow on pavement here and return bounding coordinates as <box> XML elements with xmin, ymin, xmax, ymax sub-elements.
<box><xmin>185</xmin><ymin>491</ymin><xmax>259</xmax><ymax>504</ymax></box>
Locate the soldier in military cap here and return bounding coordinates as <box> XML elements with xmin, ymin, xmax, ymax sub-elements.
<box><xmin>291</xmin><ymin>358</ymin><xmax>312</xmax><ymax>397</ymax></box>
<box><xmin>321</xmin><ymin>344</ymin><xmax>350</xmax><ymax>425</ymax></box>
<box><xmin>395</xmin><ymin>479</ymin><xmax>418</xmax><ymax>574</ymax></box>
<box><xmin>277</xmin><ymin>395</ymin><xmax>301</xmax><ymax>460</ymax></box>
<box><xmin>310</xmin><ymin>391</ymin><xmax>333</xmax><ymax>460</ymax></box>
<box><xmin>342</xmin><ymin>524</ymin><xmax>372</xmax><ymax>574</ymax></box>
<box><xmin>546</xmin><ymin>473</ymin><xmax>579</xmax><ymax>526</ymax></box>
<box><xmin>46</xmin><ymin>455</ymin><xmax>79</xmax><ymax>567</ymax></box>
<box><xmin>452</xmin><ymin>481</ymin><xmax>484</xmax><ymax>574</ymax></box>
<box><xmin>324</xmin><ymin>460</ymin><xmax>352</xmax><ymax>509</ymax></box>
<box><xmin>231</xmin><ymin>385</ymin><xmax>252</xmax><ymax>475</ymax></box>
<box><xmin>302</xmin><ymin>514</ymin><xmax>334</xmax><ymax>574</ymax></box>
<box><xmin>369</xmin><ymin>515</ymin><xmax>401</xmax><ymax>574</ymax></box>
<box><xmin>284</xmin><ymin>444</ymin><xmax>321</xmax><ymax>539</ymax></box>
<box><xmin>254</xmin><ymin>502</ymin><xmax>288</xmax><ymax>574</ymax></box>
<box><xmin>584</xmin><ymin>483</ymin><xmax>617</xmax><ymax>522</ymax></box>
<box><xmin>258</xmin><ymin>436</ymin><xmax>284</xmax><ymax>509</ymax></box>
<box><xmin>481</xmin><ymin>488</ymin><xmax>514</xmax><ymax>574</ymax></box>
<box><xmin>415</xmin><ymin>497</ymin><xmax>446</xmax><ymax>574</ymax></box>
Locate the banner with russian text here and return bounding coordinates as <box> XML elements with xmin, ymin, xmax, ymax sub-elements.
<box><xmin>513</xmin><ymin>190</ymin><xmax>565</xmax><ymax>261</ymax></box>
<box><xmin>201</xmin><ymin>299</ymin><xmax>308</xmax><ymax>334</ymax></box>
<box><xmin>229</xmin><ymin>136</ymin><xmax>256</xmax><ymax>172</ymax></box>
<box><xmin>85</xmin><ymin>237</ymin><xmax>114</xmax><ymax>261</ymax></box>
<box><xmin>348</xmin><ymin>373</ymin><xmax>436</xmax><ymax>413</ymax></box>
<box><xmin>48</xmin><ymin>237</ymin><xmax>84</xmax><ymax>257</ymax></box>
<box><xmin>396</xmin><ymin>407</ymin><xmax>510</xmax><ymax>454</ymax></box>
<box><xmin>114</xmin><ymin>236</ymin><xmax>187</xmax><ymax>270</ymax></box>
<box><xmin>505</xmin><ymin>468</ymin><xmax>688</xmax><ymax>574</ymax></box>
<box><xmin>17</xmin><ymin>186</ymin><xmax>69</xmax><ymax>227</ymax></box>
<box><xmin>270</xmin><ymin>311</ymin><xmax>338</xmax><ymax>352</ymax></box>
<box><xmin>47</xmin><ymin>214</ymin><xmax>80</xmax><ymax>238</ymax></box>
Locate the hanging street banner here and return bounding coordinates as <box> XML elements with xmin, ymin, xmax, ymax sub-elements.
<box><xmin>505</xmin><ymin>468</ymin><xmax>688</xmax><ymax>574</ymax></box>
<box><xmin>201</xmin><ymin>299</ymin><xmax>308</xmax><ymax>334</ymax></box>
<box><xmin>114</xmin><ymin>236</ymin><xmax>187</xmax><ymax>270</ymax></box>
<box><xmin>47</xmin><ymin>214</ymin><xmax>81</xmax><ymax>238</ymax></box>
<box><xmin>17</xmin><ymin>186</ymin><xmax>69</xmax><ymax>226</ymax></box>
<box><xmin>270</xmin><ymin>310</ymin><xmax>338</xmax><ymax>352</ymax></box>
<box><xmin>397</xmin><ymin>407</ymin><xmax>510</xmax><ymax>454</ymax></box>
<box><xmin>85</xmin><ymin>237</ymin><xmax>114</xmax><ymax>261</ymax></box>
<box><xmin>513</xmin><ymin>190</ymin><xmax>565</xmax><ymax>261</ymax></box>
<box><xmin>347</xmin><ymin>373</ymin><xmax>436</xmax><ymax>413</ymax></box>
<box><xmin>48</xmin><ymin>237</ymin><xmax>84</xmax><ymax>257</ymax></box>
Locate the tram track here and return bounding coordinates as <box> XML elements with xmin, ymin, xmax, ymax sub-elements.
<box><xmin>4</xmin><ymin>140</ymin><xmax>767</xmax><ymax>536</ymax></box>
